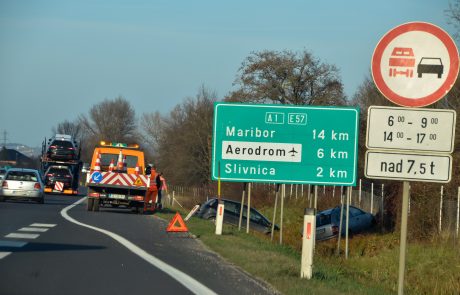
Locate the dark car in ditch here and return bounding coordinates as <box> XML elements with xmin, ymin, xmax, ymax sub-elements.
<box><xmin>196</xmin><ymin>198</ymin><xmax>278</xmax><ymax>234</ymax></box>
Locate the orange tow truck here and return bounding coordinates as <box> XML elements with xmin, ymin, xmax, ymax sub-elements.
<box><xmin>85</xmin><ymin>141</ymin><xmax>154</xmax><ymax>213</ymax></box>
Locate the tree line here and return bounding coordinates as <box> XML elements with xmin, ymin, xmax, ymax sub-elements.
<box><xmin>53</xmin><ymin>2</ymin><xmax>460</xmax><ymax>191</ymax></box>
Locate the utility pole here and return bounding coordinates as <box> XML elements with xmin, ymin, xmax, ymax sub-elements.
<box><xmin>1</xmin><ymin>130</ymin><xmax>7</xmax><ymax>147</ymax></box>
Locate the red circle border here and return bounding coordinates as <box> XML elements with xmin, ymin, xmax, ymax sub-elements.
<box><xmin>371</xmin><ymin>22</ymin><xmax>459</xmax><ymax>107</ymax></box>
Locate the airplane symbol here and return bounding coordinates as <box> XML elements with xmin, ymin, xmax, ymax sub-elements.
<box><xmin>289</xmin><ymin>148</ymin><xmax>298</xmax><ymax>157</ymax></box>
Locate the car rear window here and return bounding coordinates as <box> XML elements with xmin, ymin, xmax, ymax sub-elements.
<box><xmin>47</xmin><ymin>168</ymin><xmax>71</xmax><ymax>176</ymax></box>
<box><xmin>6</xmin><ymin>171</ymin><xmax>38</xmax><ymax>182</ymax></box>
<box><xmin>51</xmin><ymin>140</ymin><xmax>74</xmax><ymax>148</ymax></box>
<box><xmin>100</xmin><ymin>154</ymin><xmax>139</xmax><ymax>168</ymax></box>
<box><xmin>316</xmin><ymin>214</ymin><xmax>332</xmax><ymax>226</ymax></box>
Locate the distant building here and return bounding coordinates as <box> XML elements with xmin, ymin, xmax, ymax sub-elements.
<box><xmin>0</xmin><ymin>146</ymin><xmax>36</xmax><ymax>168</ymax></box>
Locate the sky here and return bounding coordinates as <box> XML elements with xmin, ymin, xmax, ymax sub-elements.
<box><xmin>0</xmin><ymin>0</ymin><xmax>453</xmax><ymax>147</ymax></box>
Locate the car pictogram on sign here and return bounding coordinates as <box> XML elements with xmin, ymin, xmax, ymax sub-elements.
<box><xmin>388</xmin><ymin>47</ymin><xmax>415</xmax><ymax>78</ymax></box>
<box><xmin>417</xmin><ymin>57</ymin><xmax>444</xmax><ymax>78</ymax></box>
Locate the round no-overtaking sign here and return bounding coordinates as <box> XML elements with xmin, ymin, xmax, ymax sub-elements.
<box><xmin>372</xmin><ymin>22</ymin><xmax>459</xmax><ymax>107</ymax></box>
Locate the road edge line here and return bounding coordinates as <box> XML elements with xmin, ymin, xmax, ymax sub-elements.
<box><xmin>61</xmin><ymin>197</ymin><xmax>216</xmax><ymax>295</ymax></box>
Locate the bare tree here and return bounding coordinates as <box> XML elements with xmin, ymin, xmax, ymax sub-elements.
<box><xmin>79</xmin><ymin>96</ymin><xmax>138</xmax><ymax>143</ymax></box>
<box><xmin>227</xmin><ymin>49</ymin><xmax>346</xmax><ymax>106</ymax></box>
<box><xmin>446</xmin><ymin>0</ymin><xmax>460</xmax><ymax>41</ymax></box>
<box><xmin>153</xmin><ymin>86</ymin><xmax>216</xmax><ymax>185</ymax></box>
<box><xmin>140</xmin><ymin>111</ymin><xmax>163</xmax><ymax>156</ymax></box>
<box><xmin>51</xmin><ymin>120</ymin><xmax>83</xmax><ymax>141</ymax></box>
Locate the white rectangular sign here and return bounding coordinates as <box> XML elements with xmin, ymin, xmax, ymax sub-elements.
<box><xmin>222</xmin><ymin>141</ymin><xmax>302</xmax><ymax>162</ymax></box>
<box><xmin>366</xmin><ymin>106</ymin><xmax>456</xmax><ymax>153</ymax></box>
<box><xmin>365</xmin><ymin>151</ymin><xmax>452</xmax><ymax>183</ymax></box>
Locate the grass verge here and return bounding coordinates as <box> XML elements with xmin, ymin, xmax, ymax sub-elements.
<box><xmin>157</xmin><ymin>209</ymin><xmax>395</xmax><ymax>295</ymax></box>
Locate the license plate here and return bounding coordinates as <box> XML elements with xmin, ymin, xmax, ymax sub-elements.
<box><xmin>109</xmin><ymin>194</ymin><xmax>126</xmax><ymax>199</ymax></box>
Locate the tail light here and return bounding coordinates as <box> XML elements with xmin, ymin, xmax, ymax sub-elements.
<box><xmin>47</xmin><ymin>173</ymin><xmax>54</xmax><ymax>177</ymax></box>
<box><xmin>34</xmin><ymin>183</ymin><xmax>41</xmax><ymax>190</ymax></box>
<box><xmin>49</xmin><ymin>145</ymin><xmax>57</xmax><ymax>149</ymax></box>
<box><xmin>88</xmin><ymin>192</ymin><xmax>100</xmax><ymax>198</ymax></box>
<box><xmin>332</xmin><ymin>225</ymin><xmax>339</xmax><ymax>235</ymax></box>
<box><xmin>65</xmin><ymin>175</ymin><xmax>72</xmax><ymax>178</ymax></box>
<box><xmin>68</xmin><ymin>147</ymin><xmax>75</xmax><ymax>150</ymax></box>
<box><xmin>133</xmin><ymin>196</ymin><xmax>144</xmax><ymax>201</ymax></box>
<box><xmin>2</xmin><ymin>181</ymin><xmax>8</xmax><ymax>189</ymax></box>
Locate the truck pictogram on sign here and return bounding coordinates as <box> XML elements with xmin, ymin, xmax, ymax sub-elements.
<box><xmin>389</xmin><ymin>47</ymin><xmax>415</xmax><ymax>78</ymax></box>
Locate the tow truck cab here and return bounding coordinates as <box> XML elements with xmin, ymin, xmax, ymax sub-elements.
<box><xmin>86</xmin><ymin>141</ymin><xmax>149</xmax><ymax>213</ymax></box>
<box><xmin>90</xmin><ymin>142</ymin><xmax>145</xmax><ymax>174</ymax></box>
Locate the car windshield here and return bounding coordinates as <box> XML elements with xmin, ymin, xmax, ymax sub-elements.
<box><xmin>420</xmin><ymin>58</ymin><xmax>442</xmax><ymax>65</ymax></box>
<box><xmin>6</xmin><ymin>171</ymin><xmax>38</xmax><ymax>182</ymax></box>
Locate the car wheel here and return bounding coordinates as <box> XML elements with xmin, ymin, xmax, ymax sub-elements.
<box><xmin>93</xmin><ymin>199</ymin><xmax>100</xmax><ymax>211</ymax></box>
<box><xmin>87</xmin><ymin>198</ymin><xmax>94</xmax><ymax>211</ymax></box>
<box><xmin>205</xmin><ymin>214</ymin><xmax>216</xmax><ymax>222</ymax></box>
<box><xmin>0</xmin><ymin>196</ymin><xmax>4</xmax><ymax>202</ymax></box>
<box><xmin>38</xmin><ymin>197</ymin><xmax>45</xmax><ymax>204</ymax></box>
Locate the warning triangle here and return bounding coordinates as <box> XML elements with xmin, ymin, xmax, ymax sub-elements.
<box><xmin>166</xmin><ymin>212</ymin><xmax>188</xmax><ymax>232</ymax></box>
<box><xmin>134</xmin><ymin>177</ymin><xmax>143</xmax><ymax>186</ymax></box>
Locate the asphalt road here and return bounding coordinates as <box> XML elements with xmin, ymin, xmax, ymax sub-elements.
<box><xmin>0</xmin><ymin>194</ymin><xmax>277</xmax><ymax>295</ymax></box>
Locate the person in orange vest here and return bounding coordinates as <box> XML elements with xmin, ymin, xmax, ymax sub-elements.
<box><xmin>144</xmin><ymin>165</ymin><xmax>161</xmax><ymax>212</ymax></box>
<box><xmin>157</xmin><ymin>172</ymin><xmax>168</xmax><ymax>209</ymax></box>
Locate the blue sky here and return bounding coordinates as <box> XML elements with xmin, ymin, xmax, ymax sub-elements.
<box><xmin>0</xmin><ymin>0</ymin><xmax>452</xmax><ymax>147</ymax></box>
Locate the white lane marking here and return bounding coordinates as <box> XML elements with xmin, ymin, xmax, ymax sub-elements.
<box><xmin>0</xmin><ymin>252</ymin><xmax>11</xmax><ymax>259</ymax></box>
<box><xmin>61</xmin><ymin>197</ymin><xmax>216</xmax><ymax>295</ymax></box>
<box><xmin>18</xmin><ymin>227</ymin><xmax>49</xmax><ymax>233</ymax></box>
<box><xmin>30</xmin><ymin>223</ymin><xmax>56</xmax><ymax>228</ymax></box>
<box><xmin>5</xmin><ymin>233</ymin><xmax>40</xmax><ymax>239</ymax></box>
<box><xmin>0</xmin><ymin>240</ymin><xmax>28</xmax><ymax>247</ymax></box>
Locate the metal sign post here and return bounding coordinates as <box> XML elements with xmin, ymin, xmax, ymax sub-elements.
<box><xmin>280</xmin><ymin>184</ymin><xmax>285</xmax><ymax>245</ymax></box>
<box><xmin>215</xmin><ymin>162</ymin><xmax>224</xmax><ymax>235</ymax></box>
<box><xmin>246</xmin><ymin>183</ymin><xmax>251</xmax><ymax>234</ymax></box>
<box><xmin>238</xmin><ymin>183</ymin><xmax>247</xmax><ymax>231</ymax></box>
<box><xmin>271</xmin><ymin>184</ymin><xmax>280</xmax><ymax>241</ymax></box>
<box><xmin>398</xmin><ymin>181</ymin><xmax>410</xmax><ymax>295</ymax></box>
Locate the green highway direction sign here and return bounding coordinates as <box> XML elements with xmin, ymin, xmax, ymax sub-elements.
<box><xmin>211</xmin><ymin>103</ymin><xmax>359</xmax><ymax>185</ymax></box>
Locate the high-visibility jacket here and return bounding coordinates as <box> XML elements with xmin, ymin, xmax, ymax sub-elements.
<box><xmin>159</xmin><ymin>176</ymin><xmax>167</xmax><ymax>191</ymax></box>
<box><xmin>148</xmin><ymin>172</ymin><xmax>161</xmax><ymax>191</ymax></box>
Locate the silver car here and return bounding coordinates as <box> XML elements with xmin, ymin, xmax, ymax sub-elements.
<box><xmin>0</xmin><ymin>168</ymin><xmax>45</xmax><ymax>204</ymax></box>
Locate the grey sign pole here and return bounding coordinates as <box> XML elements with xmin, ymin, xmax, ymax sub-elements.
<box><xmin>238</xmin><ymin>183</ymin><xmax>247</xmax><ymax>231</ymax></box>
<box><xmin>271</xmin><ymin>184</ymin><xmax>280</xmax><ymax>241</ymax></box>
<box><xmin>246</xmin><ymin>183</ymin><xmax>251</xmax><ymax>234</ymax></box>
<box><xmin>398</xmin><ymin>181</ymin><xmax>410</xmax><ymax>295</ymax></box>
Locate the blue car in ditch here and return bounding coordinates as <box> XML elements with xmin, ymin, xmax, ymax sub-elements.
<box><xmin>315</xmin><ymin>205</ymin><xmax>376</xmax><ymax>241</ymax></box>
